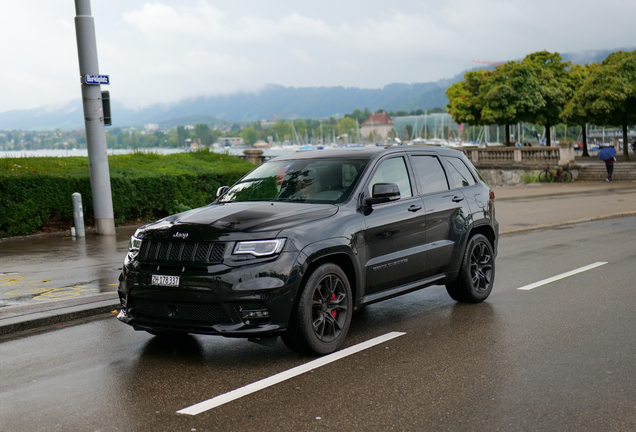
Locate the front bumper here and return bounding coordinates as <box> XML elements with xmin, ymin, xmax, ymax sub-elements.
<box><xmin>117</xmin><ymin>251</ymin><xmax>302</xmax><ymax>337</ymax></box>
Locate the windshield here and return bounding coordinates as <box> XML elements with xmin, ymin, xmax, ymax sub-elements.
<box><xmin>219</xmin><ymin>158</ymin><xmax>368</xmax><ymax>203</ymax></box>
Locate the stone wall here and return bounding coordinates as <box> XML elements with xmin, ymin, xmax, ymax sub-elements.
<box><xmin>476</xmin><ymin>164</ymin><xmax>580</xmax><ymax>187</ymax></box>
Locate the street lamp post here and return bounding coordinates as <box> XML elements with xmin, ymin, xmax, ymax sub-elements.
<box><xmin>74</xmin><ymin>0</ymin><xmax>115</xmax><ymax>235</ymax></box>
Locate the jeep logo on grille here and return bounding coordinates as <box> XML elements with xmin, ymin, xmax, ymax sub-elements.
<box><xmin>173</xmin><ymin>232</ymin><xmax>188</xmax><ymax>239</ymax></box>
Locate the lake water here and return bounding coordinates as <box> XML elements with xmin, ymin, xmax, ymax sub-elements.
<box><xmin>0</xmin><ymin>148</ymin><xmax>187</xmax><ymax>158</ymax></box>
<box><xmin>0</xmin><ymin>147</ymin><xmax>300</xmax><ymax>159</ymax></box>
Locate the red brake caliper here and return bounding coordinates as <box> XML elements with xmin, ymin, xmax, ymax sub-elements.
<box><xmin>330</xmin><ymin>293</ymin><xmax>337</xmax><ymax>318</ymax></box>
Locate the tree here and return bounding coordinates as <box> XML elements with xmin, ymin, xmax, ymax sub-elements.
<box><xmin>520</xmin><ymin>51</ymin><xmax>574</xmax><ymax>146</ymax></box>
<box><xmin>405</xmin><ymin>124</ymin><xmax>413</xmax><ymax>140</ymax></box>
<box><xmin>338</xmin><ymin>117</ymin><xmax>358</xmax><ymax>139</ymax></box>
<box><xmin>446</xmin><ymin>70</ymin><xmax>487</xmax><ymax>127</ymax></box>
<box><xmin>562</xmin><ymin>63</ymin><xmax>597</xmax><ymax>157</ymax></box>
<box><xmin>193</xmin><ymin>124</ymin><xmax>212</xmax><ymax>146</ymax></box>
<box><xmin>565</xmin><ymin>50</ymin><xmax>636</xmax><ymax>160</ymax></box>
<box><xmin>274</xmin><ymin>121</ymin><xmax>292</xmax><ymax>141</ymax></box>
<box><xmin>210</xmin><ymin>129</ymin><xmax>223</xmax><ymax>144</ymax></box>
<box><xmin>123</xmin><ymin>131</ymin><xmax>140</xmax><ymax>148</ymax></box>
<box><xmin>345</xmin><ymin>108</ymin><xmax>371</xmax><ymax>124</ymax></box>
<box><xmin>241</xmin><ymin>126</ymin><xmax>258</xmax><ymax>146</ymax></box>
<box><xmin>176</xmin><ymin>126</ymin><xmax>188</xmax><ymax>147</ymax></box>
<box><xmin>479</xmin><ymin>61</ymin><xmax>542</xmax><ymax>145</ymax></box>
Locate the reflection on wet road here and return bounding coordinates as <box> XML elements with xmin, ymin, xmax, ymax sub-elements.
<box><xmin>0</xmin><ymin>227</ymin><xmax>135</xmax><ymax>307</ymax></box>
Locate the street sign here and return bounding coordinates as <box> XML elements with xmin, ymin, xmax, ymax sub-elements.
<box><xmin>83</xmin><ymin>74</ymin><xmax>109</xmax><ymax>85</ymax></box>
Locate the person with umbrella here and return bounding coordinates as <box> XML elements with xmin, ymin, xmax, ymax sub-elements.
<box><xmin>598</xmin><ymin>146</ymin><xmax>617</xmax><ymax>182</ymax></box>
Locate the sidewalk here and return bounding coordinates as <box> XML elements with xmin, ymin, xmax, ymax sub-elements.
<box><xmin>0</xmin><ymin>226</ymin><xmax>136</xmax><ymax>336</ymax></box>
<box><xmin>2</xmin><ymin>180</ymin><xmax>636</xmax><ymax>336</ymax></box>
<box><xmin>494</xmin><ymin>180</ymin><xmax>636</xmax><ymax>234</ymax></box>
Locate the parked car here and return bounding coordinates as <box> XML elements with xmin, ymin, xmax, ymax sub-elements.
<box><xmin>117</xmin><ymin>147</ymin><xmax>498</xmax><ymax>355</ymax></box>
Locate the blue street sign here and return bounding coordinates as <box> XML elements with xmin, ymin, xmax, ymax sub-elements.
<box><xmin>84</xmin><ymin>74</ymin><xmax>109</xmax><ymax>85</ymax></box>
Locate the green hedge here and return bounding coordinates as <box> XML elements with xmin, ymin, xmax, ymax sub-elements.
<box><xmin>0</xmin><ymin>150</ymin><xmax>254</xmax><ymax>237</ymax></box>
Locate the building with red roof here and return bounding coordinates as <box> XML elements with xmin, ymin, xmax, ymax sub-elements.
<box><xmin>360</xmin><ymin>112</ymin><xmax>394</xmax><ymax>140</ymax></box>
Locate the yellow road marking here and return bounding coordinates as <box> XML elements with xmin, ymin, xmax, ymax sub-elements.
<box><xmin>6</xmin><ymin>285</ymin><xmax>98</xmax><ymax>299</ymax></box>
<box><xmin>0</xmin><ymin>276</ymin><xmax>51</xmax><ymax>287</ymax></box>
<box><xmin>3</xmin><ymin>277</ymin><xmax>116</xmax><ymax>299</ymax></box>
<box><xmin>5</xmin><ymin>287</ymin><xmax>50</xmax><ymax>296</ymax></box>
<box><xmin>34</xmin><ymin>286</ymin><xmax>98</xmax><ymax>300</ymax></box>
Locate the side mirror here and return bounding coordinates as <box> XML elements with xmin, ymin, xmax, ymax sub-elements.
<box><xmin>364</xmin><ymin>183</ymin><xmax>400</xmax><ymax>206</ymax></box>
<box><xmin>216</xmin><ymin>186</ymin><xmax>230</xmax><ymax>199</ymax></box>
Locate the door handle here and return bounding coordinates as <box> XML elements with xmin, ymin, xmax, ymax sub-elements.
<box><xmin>408</xmin><ymin>205</ymin><xmax>422</xmax><ymax>212</ymax></box>
<box><xmin>452</xmin><ymin>196</ymin><xmax>464</xmax><ymax>203</ymax></box>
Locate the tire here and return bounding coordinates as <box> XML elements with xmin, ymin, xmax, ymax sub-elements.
<box><xmin>538</xmin><ymin>170</ymin><xmax>552</xmax><ymax>182</ymax></box>
<box><xmin>282</xmin><ymin>263</ymin><xmax>353</xmax><ymax>355</ymax></box>
<box><xmin>446</xmin><ymin>234</ymin><xmax>495</xmax><ymax>303</ymax></box>
<box><xmin>559</xmin><ymin>170</ymin><xmax>573</xmax><ymax>182</ymax></box>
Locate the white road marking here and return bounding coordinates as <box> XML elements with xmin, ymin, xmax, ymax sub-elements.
<box><xmin>517</xmin><ymin>262</ymin><xmax>608</xmax><ymax>291</ymax></box>
<box><xmin>177</xmin><ymin>331</ymin><xmax>406</xmax><ymax>415</ymax></box>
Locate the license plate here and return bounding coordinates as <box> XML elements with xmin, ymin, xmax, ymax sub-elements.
<box><xmin>151</xmin><ymin>275</ymin><xmax>180</xmax><ymax>287</ymax></box>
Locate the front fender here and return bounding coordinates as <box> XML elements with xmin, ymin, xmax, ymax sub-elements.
<box><xmin>295</xmin><ymin>237</ymin><xmax>364</xmax><ymax>301</ymax></box>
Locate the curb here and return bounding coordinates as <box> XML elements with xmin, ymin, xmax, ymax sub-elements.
<box><xmin>0</xmin><ymin>293</ymin><xmax>120</xmax><ymax>336</ymax></box>
<box><xmin>495</xmin><ymin>185</ymin><xmax>636</xmax><ymax>202</ymax></box>
<box><xmin>0</xmin><ymin>224</ymin><xmax>140</xmax><ymax>244</ymax></box>
<box><xmin>500</xmin><ymin>211</ymin><xmax>636</xmax><ymax>236</ymax></box>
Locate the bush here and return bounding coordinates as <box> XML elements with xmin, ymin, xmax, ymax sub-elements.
<box><xmin>522</xmin><ymin>171</ymin><xmax>541</xmax><ymax>184</ymax></box>
<box><xmin>0</xmin><ymin>150</ymin><xmax>254</xmax><ymax>237</ymax></box>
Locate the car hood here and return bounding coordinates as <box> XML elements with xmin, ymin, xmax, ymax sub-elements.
<box><xmin>138</xmin><ymin>202</ymin><xmax>339</xmax><ymax>242</ymax></box>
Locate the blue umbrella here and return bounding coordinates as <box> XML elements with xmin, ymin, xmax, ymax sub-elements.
<box><xmin>598</xmin><ymin>146</ymin><xmax>616</xmax><ymax>161</ymax></box>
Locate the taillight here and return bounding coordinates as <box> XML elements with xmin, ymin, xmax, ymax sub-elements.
<box><xmin>489</xmin><ymin>190</ymin><xmax>495</xmax><ymax>201</ymax></box>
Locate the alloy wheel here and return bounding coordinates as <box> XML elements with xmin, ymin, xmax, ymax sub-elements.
<box><xmin>311</xmin><ymin>274</ymin><xmax>348</xmax><ymax>342</ymax></box>
<box><xmin>470</xmin><ymin>241</ymin><xmax>493</xmax><ymax>293</ymax></box>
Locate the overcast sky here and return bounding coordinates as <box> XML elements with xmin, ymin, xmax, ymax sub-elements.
<box><xmin>1</xmin><ymin>0</ymin><xmax>635</xmax><ymax>113</ymax></box>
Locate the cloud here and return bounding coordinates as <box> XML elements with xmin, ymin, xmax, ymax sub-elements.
<box><xmin>1</xmin><ymin>0</ymin><xmax>636</xmax><ymax>113</ymax></box>
<box><xmin>0</xmin><ymin>2</ymin><xmax>78</xmax><ymax>112</ymax></box>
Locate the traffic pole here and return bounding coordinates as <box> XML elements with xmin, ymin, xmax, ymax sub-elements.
<box><xmin>74</xmin><ymin>0</ymin><xmax>115</xmax><ymax>235</ymax></box>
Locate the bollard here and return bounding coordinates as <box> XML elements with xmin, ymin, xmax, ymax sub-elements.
<box><xmin>72</xmin><ymin>193</ymin><xmax>86</xmax><ymax>237</ymax></box>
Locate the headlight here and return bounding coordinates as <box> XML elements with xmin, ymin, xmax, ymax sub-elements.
<box><xmin>128</xmin><ymin>236</ymin><xmax>142</xmax><ymax>256</ymax></box>
<box><xmin>233</xmin><ymin>239</ymin><xmax>286</xmax><ymax>257</ymax></box>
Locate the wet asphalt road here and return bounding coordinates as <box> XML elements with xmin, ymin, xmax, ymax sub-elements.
<box><xmin>1</xmin><ymin>217</ymin><xmax>636</xmax><ymax>432</ymax></box>
<box><xmin>0</xmin><ymin>228</ymin><xmax>133</xmax><ymax>306</ymax></box>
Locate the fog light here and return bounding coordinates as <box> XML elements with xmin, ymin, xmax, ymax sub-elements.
<box><xmin>239</xmin><ymin>304</ymin><xmax>270</xmax><ymax>324</ymax></box>
<box><xmin>242</xmin><ymin>310</ymin><xmax>269</xmax><ymax>319</ymax></box>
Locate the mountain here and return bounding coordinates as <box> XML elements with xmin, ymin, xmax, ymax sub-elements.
<box><xmin>0</xmin><ymin>79</ymin><xmax>462</xmax><ymax>131</ymax></box>
<box><xmin>1</xmin><ymin>47</ymin><xmax>632</xmax><ymax>131</ymax></box>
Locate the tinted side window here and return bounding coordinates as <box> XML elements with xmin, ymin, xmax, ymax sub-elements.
<box><xmin>367</xmin><ymin>157</ymin><xmax>412</xmax><ymax>199</ymax></box>
<box><xmin>411</xmin><ymin>155</ymin><xmax>449</xmax><ymax>194</ymax></box>
<box><xmin>443</xmin><ymin>157</ymin><xmax>477</xmax><ymax>188</ymax></box>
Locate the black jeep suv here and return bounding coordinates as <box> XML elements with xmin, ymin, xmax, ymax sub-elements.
<box><xmin>117</xmin><ymin>146</ymin><xmax>498</xmax><ymax>354</ymax></box>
